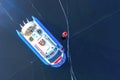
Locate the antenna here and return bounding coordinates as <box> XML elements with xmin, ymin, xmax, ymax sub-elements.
<box><xmin>20</xmin><ymin>24</ymin><xmax>23</xmax><ymax>28</ymax></box>
<box><xmin>23</xmin><ymin>21</ymin><xmax>26</xmax><ymax>25</ymax></box>
<box><xmin>26</xmin><ymin>18</ymin><xmax>29</xmax><ymax>22</ymax></box>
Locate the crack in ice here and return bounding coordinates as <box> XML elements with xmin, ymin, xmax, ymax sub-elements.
<box><xmin>58</xmin><ymin>0</ymin><xmax>77</xmax><ymax>80</ymax></box>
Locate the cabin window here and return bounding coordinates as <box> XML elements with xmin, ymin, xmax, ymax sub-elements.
<box><xmin>29</xmin><ymin>36</ymin><xmax>34</xmax><ymax>41</ymax></box>
<box><xmin>37</xmin><ymin>29</ymin><xmax>42</xmax><ymax>35</ymax></box>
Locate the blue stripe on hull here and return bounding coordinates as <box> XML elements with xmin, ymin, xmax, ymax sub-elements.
<box><xmin>16</xmin><ymin>30</ymin><xmax>49</xmax><ymax>65</ymax></box>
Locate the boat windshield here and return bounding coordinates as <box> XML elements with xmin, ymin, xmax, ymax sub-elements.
<box><xmin>48</xmin><ymin>50</ymin><xmax>62</xmax><ymax>63</ymax></box>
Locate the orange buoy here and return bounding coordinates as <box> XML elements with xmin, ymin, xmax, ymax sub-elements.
<box><xmin>62</xmin><ymin>31</ymin><xmax>68</xmax><ymax>39</ymax></box>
